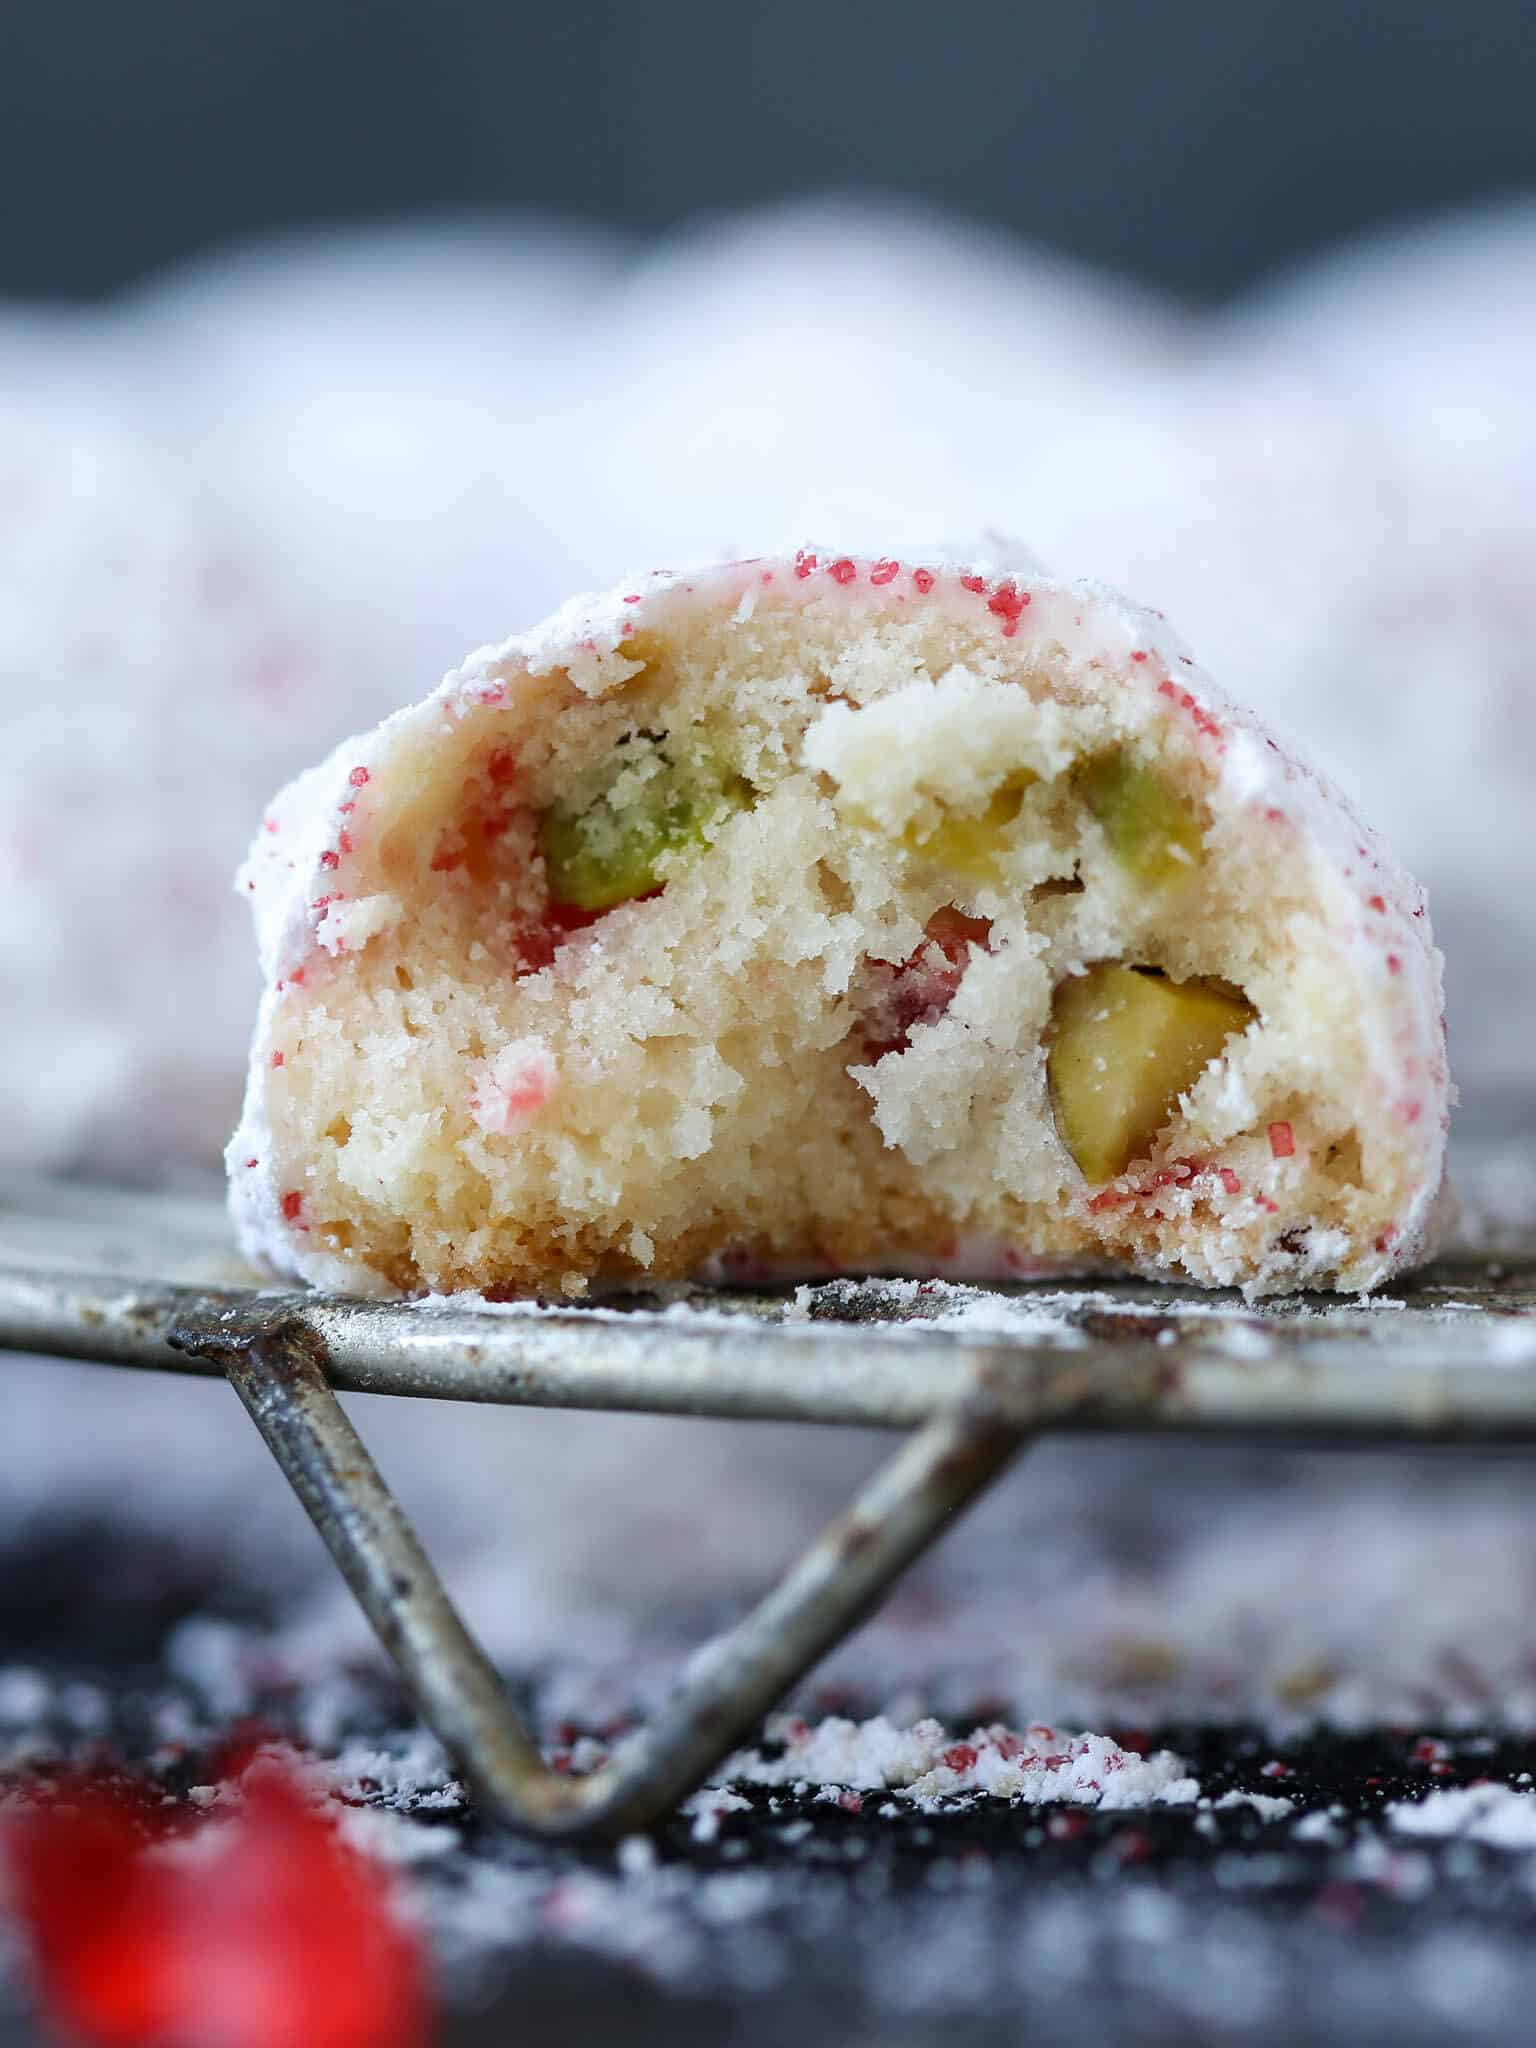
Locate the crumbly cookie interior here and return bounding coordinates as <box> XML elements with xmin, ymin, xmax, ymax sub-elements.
<box><xmin>262</xmin><ymin>596</ymin><xmax>1415</xmax><ymax>1295</ymax></box>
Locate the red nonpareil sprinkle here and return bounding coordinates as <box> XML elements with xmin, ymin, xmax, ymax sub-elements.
<box><xmin>829</xmin><ymin>556</ymin><xmax>857</xmax><ymax>584</ymax></box>
<box><xmin>1264</xmin><ymin>806</ymin><xmax>1286</xmax><ymax>823</ymax></box>
<box><xmin>1130</xmin><ymin>650</ymin><xmax>1149</xmax><ymax>663</ymax></box>
<box><xmin>270</xmin><ymin>1051</ymin><xmax>285</xmax><ymax>1069</ymax></box>
<box><xmin>620</xmin><ymin>619</ymin><xmax>634</xmax><ymax>635</ymax></box>
<box><xmin>1268</xmin><ymin>1121</ymin><xmax>1295</xmax><ymax>1159</ymax></box>
<box><xmin>942</xmin><ymin>1744</ymin><xmax>979</xmax><ymax>1772</ymax></box>
<box><xmin>959</xmin><ymin>573</ymin><xmax>986</xmax><ymax>594</ymax></box>
<box><xmin>794</xmin><ymin>549</ymin><xmax>818</xmax><ymax>579</ymax></box>
<box><xmin>281</xmin><ymin>1190</ymin><xmax>302</xmax><ymax>1221</ymax></box>
<box><xmin>348</xmin><ymin>766</ymin><xmax>370</xmax><ymax>788</ymax></box>
<box><xmin>986</xmin><ymin>581</ymin><xmax>1030</xmax><ymax>634</ymax></box>
<box><xmin>869</xmin><ymin>557</ymin><xmax>900</xmax><ymax>584</ymax></box>
<box><xmin>1261</xmin><ymin>1759</ymin><xmax>1291</xmax><ymax>1779</ymax></box>
<box><xmin>264</xmin><ymin>818</ymin><xmax>280</xmax><ymax>835</ymax></box>
<box><xmin>245</xmin><ymin>1157</ymin><xmax>258</xmax><ymax>1169</ymax></box>
<box><xmin>912</xmin><ymin>567</ymin><xmax>935</xmax><ymax>593</ymax></box>
<box><xmin>338</xmin><ymin>831</ymin><xmax>354</xmax><ymax>856</ymax></box>
<box><xmin>338</xmin><ymin>800</ymin><xmax>355</xmax><ymax>815</ymax></box>
<box><xmin>3</xmin><ymin>1758</ymin><xmax>430</xmax><ymax>2048</ymax></box>
<box><xmin>1386</xmin><ymin>954</ymin><xmax>1402</xmax><ymax>974</ymax></box>
<box><xmin>319</xmin><ymin>850</ymin><xmax>340</xmax><ymax>870</ymax></box>
<box><xmin>1156</xmin><ymin>675</ymin><xmax>1222</xmax><ymax>740</ymax></box>
<box><xmin>622</xmin><ymin>593</ymin><xmax>641</xmax><ymax>604</ymax></box>
<box><xmin>290</xmin><ymin>967</ymin><xmax>306</xmax><ymax>986</ymax></box>
<box><xmin>1219</xmin><ymin>1167</ymin><xmax>1242</xmax><ymax>1195</ymax></box>
<box><xmin>1367</xmin><ymin>894</ymin><xmax>1386</xmax><ymax>913</ymax></box>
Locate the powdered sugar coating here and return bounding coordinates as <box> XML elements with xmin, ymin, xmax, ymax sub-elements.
<box><xmin>229</xmin><ymin>548</ymin><xmax>1449</xmax><ymax>1296</ymax></box>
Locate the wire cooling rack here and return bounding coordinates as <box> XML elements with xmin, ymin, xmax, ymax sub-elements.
<box><xmin>2</xmin><ymin>1151</ymin><xmax>1533</xmax><ymax>1841</ymax></box>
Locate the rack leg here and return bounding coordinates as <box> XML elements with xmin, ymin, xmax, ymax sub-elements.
<box><xmin>175</xmin><ymin>1305</ymin><xmax>1026</xmax><ymax>1841</ymax></box>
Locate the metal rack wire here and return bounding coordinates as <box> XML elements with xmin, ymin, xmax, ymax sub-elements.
<box><xmin>3</xmin><ymin>1167</ymin><xmax>1532</xmax><ymax>1841</ymax></box>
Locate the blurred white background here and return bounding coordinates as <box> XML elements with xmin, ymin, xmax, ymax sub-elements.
<box><xmin>2</xmin><ymin>195</ymin><xmax>1533</xmax><ymax>1169</ymax></box>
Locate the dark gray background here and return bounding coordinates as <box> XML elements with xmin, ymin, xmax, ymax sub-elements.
<box><xmin>2</xmin><ymin>0</ymin><xmax>1533</xmax><ymax>303</ymax></box>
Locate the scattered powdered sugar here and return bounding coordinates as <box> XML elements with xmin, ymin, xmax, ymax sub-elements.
<box><xmin>1385</xmin><ymin>1784</ymin><xmax>1536</xmax><ymax>1849</ymax></box>
<box><xmin>718</xmin><ymin>1713</ymin><xmax>1200</xmax><ymax>1811</ymax></box>
<box><xmin>1210</xmin><ymin>1790</ymin><xmax>1296</xmax><ymax>1823</ymax></box>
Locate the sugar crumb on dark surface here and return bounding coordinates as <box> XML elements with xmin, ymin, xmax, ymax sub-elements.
<box><xmin>6</xmin><ymin>1575</ymin><xmax>1536</xmax><ymax>2048</ymax></box>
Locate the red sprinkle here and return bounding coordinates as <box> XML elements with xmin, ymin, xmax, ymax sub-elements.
<box><xmin>244</xmin><ymin>1158</ymin><xmax>258</xmax><ymax>1169</ymax></box>
<box><xmin>270</xmin><ymin>1052</ymin><xmax>285</xmax><ymax>1069</ymax></box>
<box><xmin>912</xmin><ymin>567</ymin><xmax>935</xmax><ymax>594</ymax></box>
<box><xmin>622</xmin><ymin>594</ymin><xmax>641</xmax><ymax>604</ymax></box>
<box><xmin>869</xmin><ymin>558</ymin><xmax>900</xmax><ymax>585</ymax></box>
<box><xmin>959</xmin><ymin>574</ymin><xmax>986</xmax><ymax>594</ymax></box>
<box><xmin>348</xmin><ymin>766</ymin><xmax>370</xmax><ymax>788</ymax></box>
<box><xmin>1219</xmin><ymin>1168</ymin><xmax>1242</xmax><ymax>1195</ymax></box>
<box><xmin>319</xmin><ymin>850</ymin><xmax>340</xmax><ymax>870</ymax></box>
<box><xmin>829</xmin><ymin>557</ymin><xmax>857</xmax><ymax>584</ymax></box>
<box><xmin>339</xmin><ymin>832</ymin><xmax>354</xmax><ymax>856</ymax></box>
<box><xmin>942</xmin><ymin>1745</ymin><xmax>980</xmax><ymax>1773</ymax></box>
<box><xmin>1367</xmin><ymin>894</ymin><xmax>1386</xmax><ymax>913</ymax></box>
<box><xmin>1386</xmin><ymin>954</ymin><xmax>1402</xmax><ymax>975</ymax></box>
<box><xmin>1130</xmin><ymin>650</ymin><xmax>1149</xmax><ymax>663</ymax></box>
<box><xmin>794</xmin><ymin>550</ymin><xmax>818</xmax><ymax>579</ymax></box>
<box><xmin>281</xmin><ymin>1191</ymin><xmax>303</xmax><ymax>1220</ymax></box>
<box><xmin>986</xmin><ymin>581</ymin><xmax>1030</xmax><ymax>634</ymax></box>
<box><xmin>1268</xmin><ymin>1121</ymin><xmax>1295</xmax><ymax>1159</ymax></box>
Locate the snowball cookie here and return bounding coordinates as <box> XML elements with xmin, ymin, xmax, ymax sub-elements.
<box><xmin>228</xmin><ymin>548</ymin><xmax>1450</xmax><ymax>1299</ymax></box>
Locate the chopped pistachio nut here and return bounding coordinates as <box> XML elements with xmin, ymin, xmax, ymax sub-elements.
<box><xmin>541</xmin><ymin>739</ymin><xmax>755</xmax><ymax>911</ymax></box>
<box><xmin>1049</xmin><ymin>962</ymin><xmax>1256</xmax><ymax>1182</ymax></box>
<box><xmin>1075</xmin><ymin>746</ymin><xmax>1204</xmax><ymax>887</ymax></box>
<box><xmin>904</xmin><ymin>772</ymin><xmax>1037</xmax><ymax>883</ymax></box>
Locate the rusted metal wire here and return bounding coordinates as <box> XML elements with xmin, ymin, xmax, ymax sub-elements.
<box><xmin>172</xmin><ymin>1295</ymin><xmax>1024</xmax><ymax>1837</ymax></box>
<box><xmin>5</xmin><ymin>1251</ymin><xmax>1536</xmax><ymax>1439</ymax></box>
